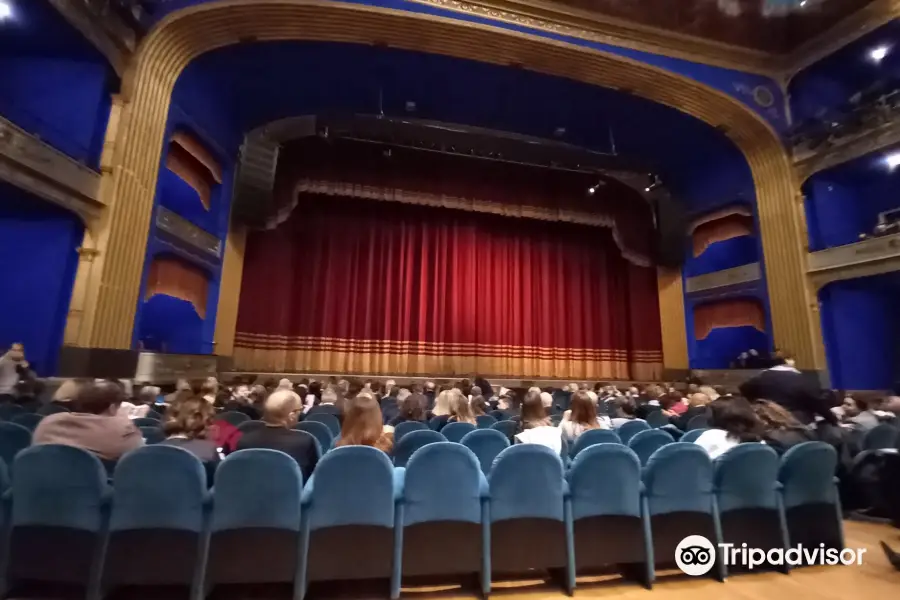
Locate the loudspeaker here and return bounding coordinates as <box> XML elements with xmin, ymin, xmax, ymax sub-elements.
<box><xmin>654</xmin><ymin>194</ymin><xmax>688</xmax><ymax>268</ymax></box>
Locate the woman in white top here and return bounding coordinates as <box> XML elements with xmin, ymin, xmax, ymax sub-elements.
<box><xmin>558</xmin><ymin>390</ymin><xmax>611</xmax><ymax>444</ymax></box>
<box><xmin>432</xmin><ymin>389</ymin><xmax>456</xmax><ymax>417</ymax></box>
<box><xmin>514</xmin><ymin>390</ymin><xmax>563</xmax><ymax>454</ymax></box>
<box><xmin>693</xmin><ymin>396</ymin><xmax>765</xmax><ymax>459</ymax></box>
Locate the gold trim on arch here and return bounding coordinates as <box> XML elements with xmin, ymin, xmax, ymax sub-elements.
<box><xmin>86</xmin><ymin>0</ymin><xmax>818</xmax><ymax>369</ymax></box>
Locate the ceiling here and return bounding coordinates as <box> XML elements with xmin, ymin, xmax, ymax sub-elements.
<box><xmin>132</xmin><ymin>0</ymin><xmax>872</xmax><ymax>53</ymax></box>
<box><xmin>172</xmin><ymin>40</ymin><xmax>755</xmax><ymax>213</ymax></box>
<box><xmin>0</xmin><ymin>0</ymin><xmax>107</xmax><ymax>59</ymax></box>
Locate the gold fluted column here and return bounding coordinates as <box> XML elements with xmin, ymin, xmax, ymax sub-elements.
<box><xmin>76</xmin><ymin>0</ymin><xmax>817</xmax><ymax>365</ymax></box>
<box><xmin>213</xmin><ymin>224</ymin><xmax>247</xmax><ymax>357</ymax></box>
<box><xmin>656</xmin><ymin>268</ymin><xmax>688</xmax><ymax>371</ymax></box>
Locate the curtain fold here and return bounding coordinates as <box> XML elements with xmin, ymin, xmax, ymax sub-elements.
<box><xmin>234</xmin><ymin>194</ymin><xmax>661</xmax><ymax>379</ymax></box>
<box><xmin>693</xmin><ymin>298</ymin><xmax>766</xmax><ymax>340</ymax></box>
<box><xmin>145</xmin><ymin>256</ymin><xmax>210</xmax><ymax>318</ymax></box>
<box><xmin>691</xmin><ymin>212</ymin><xmax>755</xmax><ymax>257</ymax></box>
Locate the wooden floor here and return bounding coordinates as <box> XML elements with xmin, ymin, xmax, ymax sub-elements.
<box><xmin>396</xmin><ymin>521</ymin><xmax>900</xmax><ymax>600</ymax></box>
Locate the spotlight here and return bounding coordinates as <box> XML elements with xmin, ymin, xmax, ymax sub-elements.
<box><xmin>884</xmin><ymin>151</ymin><xmax>900</xmax><ymax>170</ymax></box>
<box><xmin>0</xmin><ymin>1</ymin><xmax>12</xmax><ymax>21</ymax></box>
<box><xmin>587</xmin><ymin>179</ymin><xmax>606</xmax><ymax>195</ymax></box>
<box><xmin>644</xmin><ymin>174</ymin><xmax>662</xmax><ymax>193</ymax></box>
<box><xmin>869</xmin><ymin>45</ymin><xmax>890</xmax><ymax>63</ymax></box>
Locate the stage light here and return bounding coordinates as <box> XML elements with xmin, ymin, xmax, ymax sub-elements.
<box><xmin>587</xmin><ymin>179</ymin><xmax>606</xmax><ymax>195</ymax></box>
<box><xmin>884</xmin><ymin>151</ymin><xmax>900</xmax><ymax>170</ymax></box>
<box><xmin>869</xmin><ymin>45</ymin><xmax>890</xmax><ymax>63</ymax></box>
<box><xmin>0</xmin><ymin>1</ymin><xmax>13</xmax><ymax>21</ymax></box>
<box><xmin>644</xmin><ymin>174</ymin><xmax>662</xmax><ymax>193</ymax></box>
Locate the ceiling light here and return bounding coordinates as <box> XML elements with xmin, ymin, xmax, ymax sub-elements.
<box><xmin>885</xmin><ymin>151</ymin><xmax>900</xmax><ymax>170</ymax></box>
<box><xmin>587</xmin><ymin>179</ymin><xmax>606</xmax><ymax>195</ymax></box>
<box><xmin>644</xmin><ymin>174</ymin><xmax>662</xmax><ymax>193</ymax></box>
<box><xmin>0</xmin><ymin>1</ymin><xmax>12</xmax><ymax>21</ymax></box>
<box><xmin>869</xmin><ymin>45</ymin><xmax>890</xmax><ymax>63</ymax></box>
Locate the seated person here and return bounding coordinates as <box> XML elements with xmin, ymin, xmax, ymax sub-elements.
<box><xmin>236</xmin><ymin>389</ymin><xmax>318</xmax><ymax>481</ymax></box>
<box><xmin>609</xmin><ymin>394</ymin><xmax>637</xmax><ymax>427</ymax></box>
<box><xmin>161</xmin><ymin>395</ymin><xmax>221</xmax><ymax>463</ymax></box>
<box><xmin>751</xmin><ymin>398</ymin><xmax>815</xmax><ymax>454</ymax></box>
<box><xmin>117</xmin><ymin>384</ymin><xmax>157</xmax><ymax>419</ymax></box>
<box><xmin>470</xmin><ymin>395</ymin><xmax>488</xmax><ymax>418</ymax></box>
<box><xmin>674</xmin><ymin>392</ymin><xmax>710</xmax><ymax>430</ymax></box>
<box><xmin>447</xmin><ymin>390</ymin><xmax>477</xmax><ymax>425</ymax></box>
<box><xmin>32</xmin><ymin>381</ymin><xmax>144</xmax><ymax>461</ymax></box>
<box><xmin>336</xmin><ymin>394</ymin><xmax>394</xmax><ymax>454</ymax></box>
<box><xmin>389</xmin><ymin>392</ymin><xmax>427</xmax><ymax>426</ymax></box>
<box><xmin>840</xmin><ymin>394</ymin><xmax>881</xmax><ymax>432</ymax></box>
<box><xmin>514</xmin><ymin>390</ymin><xmax>562</xmax><ymax>454</ymax></box>
<box><xmin>693</xmin><ymin>396</ymin><xmax>764</xmax><ymax>459</ymax></box>
<box><xmin>559</xmin><ymin>389</ymin><xmax>610</xmax><ymax>444</ymax></box>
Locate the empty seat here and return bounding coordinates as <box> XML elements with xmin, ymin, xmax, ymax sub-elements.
<box><xmin>140</xmin><ymin>426</ymin><xmax>165</xmax><ymax>444</ymax></box>
<box><xmin>627</xmin><ymin>429</ymin><xmax>674</xmax><ymax>466</ymax></box>
<box><xmin>393</xmin><ymin>429</ymin><xmax>444</xmax><ymax>468</ymax></box>
<box><xmin>8</xmin><ymin>445</ymin><xmax>110</xmax><ymax>595</ymax></box>
<box><xmin>301</xmin><ymin>446</ymin><xmax>400</xmax><ymax>598</ymax></box>
<box><xmin>643</xmin><ymin>443</ymin><xmax>723</xmax><ymax>580</ymax></box>
<box><xmin>11</xmin><ymin>413</ymin><xmax>42</xmax><ymax>432</ymax></box>
<box><xmin>567</xmin><ymin>444</ymin><xmax>651</xmax><ymax>585</ymax></box>
<box><xmin>475</xmin><ymin>414</ymin><xmax>497</xmax><ymax>429</ymax></box>
<box><xmin>393</xmin><ymin>421</ymin><xmax>427</xmax><ymax>443</ymax></box>
<box><xmin>103</xmin><ymin>445</ymin><xmax>209</xmax><ymax>593</ymax></box>
<box><xmin>617</xmin><ymin>419</ymin><xmax>650</xmax><ymax>445</ymax></box>
<box><xmin>0</xmin><ymin>422</ymin><xmax>31</xmax><ymax>468</ymax></box>
<box><xmin>207</xmin><ymin>449</ymin><xmax>305</xmax><ymax>592</ymax></box>
<box><xmin>305</xmin><ymin>413</ymin><xmax>341</xmax><ymax>438</ymax></box>
<box><xmin>460</xmin><ymin>428</ymin><xmax>510</xmax><ymax>475</ymax></box>
<box><xmin>779</xmin><ymin>441</ymin><xmax>844</xmax><ymax>555</ymax></box>
<box><xmin>488</xmin><ymin>445</ymin><xmax>573</xmax><ymax>594</ymax></box>
<box><xmin>398</xmin><ymin>443</ymin><xmax>488</xmax><ymax>591</ymax></box>
<box><xmin>441</xmin><ymin>422</ymin><xmax>476</xmax><ymax>443</ymax></box>
<box><xmin>293</xmin><ymin>421</ymin><xmax>333</xmax><ymax>455</ymax></box>
<box><xmin>215</xmin><ymin>411</ymin><xmax>250</xmax><ymax>427</ymax></box>
<box><xmin>714</xmin><ymin>443</ymin><xmax>788</xmax><ymax>574</ymax></box>
<box><xmin>569</xmin><ymin>429</ymin><xmax>621</xmax><ymax>459</ymax></box>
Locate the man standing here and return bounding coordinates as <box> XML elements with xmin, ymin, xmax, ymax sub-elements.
<box><xmin>0</xmin><ymin>343</ymin><xmax>31</xmax><ymax>402</ymax></box>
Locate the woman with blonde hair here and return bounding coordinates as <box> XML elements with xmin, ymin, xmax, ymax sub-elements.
<box><xmin>432</xmin><ymin>389</ymin><xmax>455</xmax><ymax>416</ymax></box>
<box><xmin>161</xmin><ymin>395</ymin><xmax>220</xmax><ymax>462</ymax></box>
<box><xmin>337</xmin><ymin>394</ymin><xmax>394</xmax><ymax>454</ymax></box>
<box><xmin>448</xmin><ymin>391</ymin><xmax>477</xmax><ymax>424</ymax></box>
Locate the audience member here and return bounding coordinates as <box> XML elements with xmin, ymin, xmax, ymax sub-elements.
<box><xmin>739</xmin><ymin>353</ymin><xmax>835</xmax><ymax>426</ymax></box>
<box><xmin>0</xmin><ymin>343</ymin><xmax>32</xmax><ymax>402</ymax></box>
<box><xmin>38</xmin><ymin>378</ymin><xmax>83</xmax><ymax>415</ymax></box>
<box><xmin>752</xmin><ymin>399</ymin><xmax>815</xmax><ymax>454</ymax></box>
<box><xmin>559</xmin><ymin>389</ymin><xmax>609</xmax><ymax>444</ymax></box>
<box><xmin>161</xmin><ymin>395</ymin><xmax>220</xmax><ymax>462</ymax></box>
<box><xmin>118</xmin><ymin>385</ymin><xmax>157</xmax><ymax>418</ymax></box>
<box><xmin>448</xmin><ymin>389</ymin><xmax>477</xmax><ymax>424</ymax></box>
<box><xmin>389</xmin><ymin>392</ymin><xmax>427</xmax><ymax>426</ymax></box>
<box><xmin>840</xmin><ymin>394</ymin><xmax>880</xmax><ymax>432</ymax></box>
<box><xmin>32</xmin><ymin>381</ymin><xmax>144</xmax><ymax>460</ymax></box>
<box><xmin>236</xmin><ymin>389</ymin><xmax>318</xmax><ymax>480</ymax></box>
<box><xmin>610</xmin><ymin>394</ymin><xmax>637</xmax><ymax>427</ymax></box>
<box><xmin>693</xmin><ymin>396</ymin><xmax>763</xmax><ymax>459</ymax></box>
<box><xmin>514</xmin><ymin>390</ymin><xmax>562</xmax><ymax>454</ymax></box>
<box><xmin>473</xmin><ymin>376</ymin><xmax>493</xmax><ymax>400</ymax></box>
<box><xmin>432</xmin><ymin>389</ymin><xmax>454</xmax><ymax>417</ymax></box>
<box><xmin>470</xmin><ymin>395</ymin><xmax>488</xmax><ymax>417</ymax></box>
<box><xmin>540</xmin><ymin>391</ymin><xmax>553</xmax><ymax>409</ymax></box>
<box><xmin>223</xmin><ymin>387</ymin><xmax>262</xmax><ymax>420</ymax></box>
<box><xmin>674</xmin><ymin>392</ymin><xmax>710</xmax><ymax>430</ymax></box>
<box><xmin>337</xmin><ymin>394</ymin><xmax>394</xmax><ymax>453</ymax></box>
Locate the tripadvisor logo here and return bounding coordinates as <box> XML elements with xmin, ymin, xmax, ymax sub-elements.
<box><xmin>675</xmin><ymin>535</ymin><xmax>866</xmax><ymax>576</ymax></box>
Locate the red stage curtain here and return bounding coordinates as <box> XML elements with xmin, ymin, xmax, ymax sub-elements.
<box><xmin>145</xmin><ymin>256</ymin><xmax>209</xmax><ymax>317</ymax></box>
<box><xmin>234</xmin><ymin>194</ymin><xmax>662</xmax><ymax>380</ymax></box>
<box><xmin>693</xmin><ymin>298</ymin><xmax>765</xmax><ymax>340</ymax></box>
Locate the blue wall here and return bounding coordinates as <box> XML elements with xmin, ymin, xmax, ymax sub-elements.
<box><xmin>685</xmin><ymin>287</ymin><xmax>772</xmax><ymax>370</ymax></box>
<box><xmin>685</xmin><ymin>236</ymin><xmax>759</xmax><ymax>277</ymax></box>
<box><xmin>0</xmin><ymin>181</ymin><xmax>82</xmax><ymax>375</ymax></box>
<box><xmin>819</xmin><ymin>273</ymin><xmax>900</xmax><ymax>390</ymax></box>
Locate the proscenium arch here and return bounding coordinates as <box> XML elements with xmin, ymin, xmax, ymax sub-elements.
<box><xmin>88</xmin><ymin>0</ymin><xmax>820</xmax><ymax>368</ymax></box>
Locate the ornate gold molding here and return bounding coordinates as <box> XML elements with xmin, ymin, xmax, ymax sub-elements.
<box><xmin>657</xmin><ymin>268</ymin><xmax>688</xmax><ymax>370</ymax></box>
<box><xmin>84</xmin><ymin>0</ymin><xmax>816</xmax><ymax>368</ymax></box>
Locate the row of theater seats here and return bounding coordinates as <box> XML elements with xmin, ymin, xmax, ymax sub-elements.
<box><xmin>0</xmin><ymin>438</ymin><xmax>844</xmax><ymax>600</ymax></box>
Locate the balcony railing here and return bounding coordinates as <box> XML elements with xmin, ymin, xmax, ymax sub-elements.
<box><xmin>807</xmin><ymin>232</ymin><xmax>900</xmax><ymax>288</ymax></box>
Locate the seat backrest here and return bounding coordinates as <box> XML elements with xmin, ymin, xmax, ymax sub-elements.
<box><xmin>475</xmin><ymin>414</ymin><xmax>497</xmax><ymax>428</ymax></box>
<box><xmin>778</xmin><ymin>441</ymin><xmax>838</xmax><ymax>510</ymax></box>
<box><xmin>642</xmin><ymin>443</ymin><xmax>714</xmax><ymax>515</ymax></box>
<box><xmin>307</xmin><ymin>446</ymin><xmax>396</xmax><ymax>530</ymax></box>
<box><xmin>659</xmin><ymin>424</ymin><xmax>684</xmax><ymax>440</ymax></box>
<box><xmin>305</xmin><ymin>412</ymin><xmax>341</xmax><ymax>437</ymax></box>
<box><xmin>862</xmin><ymin>423</ymin><xmax>899</xmax><ymax>451</ymax></box>
<box><xmin>11</xmin><ymin>413</ymin><xmax>42</xmax><ymax>431</ymax></box>
<box><xmin>681</xmin><ymin>428</ymin><xmax>708</xmax><ymax>443</ymax></box>
<box><xmin>12</xmin><ymin>444</ymin><xmax>109</xmax><ymax>530</ymax></box>
<box><xmin>460</xmin><ymin>428</ymin><xmax>510</xmax><ymax>474</ymax></box>
<box><xmin>0</xmin><ymin>421</ymin><xmax>32</xmax><ymax>467</ymax></box>
<box><xmin>441</xmin><ymin>421</ymin><xmax>476</xmax><ymax>443</ymax></box>
<box><xmin>0</xmin><ymin>404</ymin><xmax>24</xmax><ymax>421</ymax></box>
<box><xmin>132</xmin><ymin>417</ymin><xmax>161</xmax><ymax>428</ymax></box>
<box><xmin>294</xmin><ymin>421</ymin><xmax>333</xmax><ymax>454</ymax></box>
<box><xmin>617</xmin><ymin>419</ymin><xmax>650</xmax><ymax>444</ymax></box>
<box><xmin>212</xmin><ymin>448</ymin><xmax>304</xmax><ymax>532</ymax></box>
<box><xmin>394</xmin><ymin>420</ymin><xmax>427</xmax><ymax>443</ymax></box>
<box><xmin>307</xmin><ymin>404</ymin><xmax>341</xmax><ymax>418</ymax></box>
<box><xmin>491</xmin><ymin>420</ymin><xmax>517</xmax><ymax>441</ymax></box>
<box><xmin>403</xmin><ymin>442</ymin><xmax>484</xmax><ymax>526</ymax></box>
<box><xmin>645</xmin><ymin>410</ymin><xmax>670</xmax><ymax>428</ymax></box>
<box><xmin>110</xmin><ymin>445</ymin><xmax>208</xmax><ymax>532</ymax></box>
<box><xmin>489</xmin><ymin>444</ymin><xmax>565</xmax><ymax>522</ymax></box>
<box><xmin>570</xmin><ymin>428</ymin><xmax>621</xmax><ymax>458</ymax></box>
<box><xmin>216</xmin><ymin>411</ymin><xmax>251</xmax><ymax>427</ymax></box>
<box><xmin>628</xmin><ymin>429</ymin><xmax>675</xmax><ymax>466</ymax></box>
<box><xmin>140</xmin><ymin>426</ymin><xmax>165</xmax><ymax>444</ymax></box>
<box><xmin>488</xmin><ymin>410</ymin><xmax>506</xmax><ymax>421</ymax></box>
<box><xmin>567</xmin><ymin>444</ymin><xmax>641</xmax><ymax>520</ymax></box>
<box><xmin>428</xmin><ymin>415</ymin><xmax>449</xmax><ymax>431</ymax></box>
<box><xmin>687</xmin><ymin>414</ymin><xmax>709</xmax><ymax>430</ymax></box>
<box><xmin>237</xmin><ymin>420</ymin><xmax>267</xmax><ymax>434</ymax></box>
<box><xmin>393</xmin><ymin>429</ymin><xmax>445</xmax><ymax>468</ymax></box>
<box><xmin>714</xmin><ymin>443</ymin><xmax>780</xmax><ymax>512</ymax></box>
